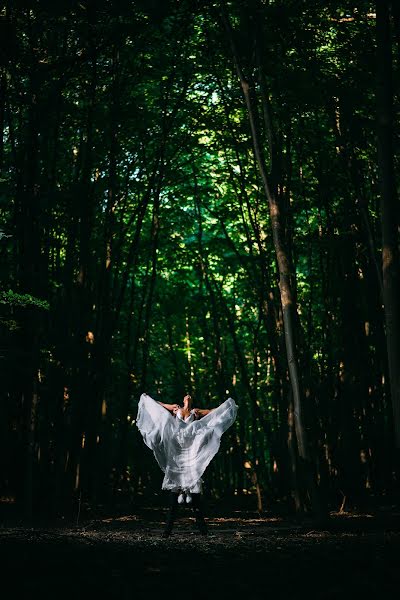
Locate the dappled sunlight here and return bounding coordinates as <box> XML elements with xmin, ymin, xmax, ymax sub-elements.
<box><xmin>210</xmin><ymin>516</ymin><xmax>283</xmax><ymax>525</ymax></box>
<box><xmin>101</xmin><ymin>515</ymin><xmax>139</xmax><ymax>524</ymax></box>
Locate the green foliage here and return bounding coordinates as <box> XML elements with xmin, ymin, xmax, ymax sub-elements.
<box><xmin>0</xmin><ymin>290</ymin><xmax>50</xmax><ymax>311</ymax></box>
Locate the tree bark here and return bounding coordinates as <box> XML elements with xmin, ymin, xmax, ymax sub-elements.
<box><xmin>221</xmin><ymin>7</ymin><xmax>327</xmax><ymax>519</ymax></box>
<box><xmin>376</xmin><ymin>0</ymin><xmax>400</xmax><ymax>448</ymax></box>
<box><xmin>221</xmin><ymin>10</ymin><xmax>307</xmax><ymax>458</ymax></box>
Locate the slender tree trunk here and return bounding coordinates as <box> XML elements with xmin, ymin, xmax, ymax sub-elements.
<box><xmin>376</xmin><ymin>0</ymin><xmax>400</xmax><ymax>448</ymax></box>
<box><xmin>221</xmin><ymin>8</ymin><xmax>326</xmax><ymax>519</ymax></box>
<box><xmin>221</xmin><ymin>9</ymin><xmax>306</xmax><ymax>454</ymax></box>
<box><xmin>15</xmin><ymin>42</ymin><xmax>44</xmax><ymax>517</ymax></box>
<box><xmin>140</xmin><ymin>191</ymin><xmax>161</xmax><ymax>391</ymax></box>
<box><xmin>287</xmin><ymin>390</ymin><xmax>304</xmax><ymax>512</ymax></box>
<box><xmin>65</xmin><ymin>34</ymin><xmax>97</xmax><ymax>509</ymax></box>
<box><xmin>0</xmin><ymin>70</ymin><xmax>6</xmax><ymax>172</ymax></box>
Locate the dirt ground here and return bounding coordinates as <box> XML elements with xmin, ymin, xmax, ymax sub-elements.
<box><xmin>1</xmin><ymin>505</ymin><xmax>399</xmax><ymax>600</ymax></box>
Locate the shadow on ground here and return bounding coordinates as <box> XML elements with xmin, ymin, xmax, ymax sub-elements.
<box><xmin>1</xmin><ymin>507</ymin><xmax>399</xmax><ymax>600</ymax></box>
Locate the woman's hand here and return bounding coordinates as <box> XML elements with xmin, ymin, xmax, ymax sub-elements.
<box><xmin>192</xmin><ymin>407</ymin><xmax>215</xmax><ymax>418</ymax></box>
<box><xmin>158</xmin><ymin>401</ymin><xmax>180</xmax><ymax>413</ymax></box>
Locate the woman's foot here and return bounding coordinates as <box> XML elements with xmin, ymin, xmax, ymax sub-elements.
<box><xmin>178</xmin><ymin>493</ymin><xmax>185</xmax><ymax>504</ymax></box>
<box><xmin>185</xmin><ymin>492</ymin><xmax>192</xmax><ymax>504</ymax></box>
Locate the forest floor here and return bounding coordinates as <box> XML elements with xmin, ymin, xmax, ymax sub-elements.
<box><xmin>1</xmin><ymin>503</ymin><xmax>399</xmax><ymax>600</ymax></box>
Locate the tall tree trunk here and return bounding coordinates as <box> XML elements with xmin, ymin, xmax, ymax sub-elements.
<box><xmin>140</xmin><ymin>190</ymin><xmax>161</xmax><ymax>392</ymax></box>
<box><xmin>221</xmin><ymin>7</ymin><xmax>326</xmax><ymax>519</ymax></box>
<box><xmin>376</xmin><ymin>0</ymin><xmax>400</xmax><ymax>449</ymax></box>
<box><xmin>16</xmin><ymin>44</ymin><xmax>43</xmax><ymax>518</ymax></box>
<box><xmin>0</xmin><ymin>70</ymin><xmax>6</xmax><ymax>172</ymax></box>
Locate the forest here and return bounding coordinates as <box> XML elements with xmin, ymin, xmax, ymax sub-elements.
<box><xmin>0</xmin><ymin>0</ymin><xmax>399</xmax><ymax>534</ymax></box>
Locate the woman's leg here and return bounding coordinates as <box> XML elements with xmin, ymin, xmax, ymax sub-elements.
<box><xmin>191</xmin><ymin>493</ymin><xmax>207</xmax><ymax>534</ymax></box>
<box><xmin>163</xmin><ymin>491</ymin><xmax>178</xmax><ymax>536</ymax></box>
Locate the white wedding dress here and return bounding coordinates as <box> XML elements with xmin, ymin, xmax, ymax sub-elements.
<box><xmin>136</xmin><ymin>393</ymin><xmax>238</xmax><ymax>493</ymax></box>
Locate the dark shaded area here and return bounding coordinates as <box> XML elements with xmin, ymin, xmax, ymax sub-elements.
<box><xmin>1</xmin><ymin>508</ymin><xmax>399</xmax><ymax>599</ymax></box>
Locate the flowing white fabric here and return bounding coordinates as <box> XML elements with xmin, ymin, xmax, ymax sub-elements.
<box><xmin>136</xmin><ymin>393</ymin><xmax>238</xmax><ymax>493</ymax></box>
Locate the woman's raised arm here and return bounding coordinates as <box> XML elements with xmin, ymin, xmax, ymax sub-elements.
<box><xmin>157</xmin><ymin>401</ymin><xmax>179</xmax><ymax>413</ymax></box>
<box><xmin>193</xmin><ymin>407</ymin><xmax>215</xmax><ymax>418</ymax></box>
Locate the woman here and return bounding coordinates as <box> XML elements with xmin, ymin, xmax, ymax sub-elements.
<box><xmin>136</xmin><ymin>392</ymin><xmax>238</xmax><ymax>537</ymax></box>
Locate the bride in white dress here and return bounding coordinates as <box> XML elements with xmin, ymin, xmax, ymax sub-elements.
<box><xmin>136</xmin><ymin>392</ymin><xmax>238</xmax><ymax>536</ymax></box>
